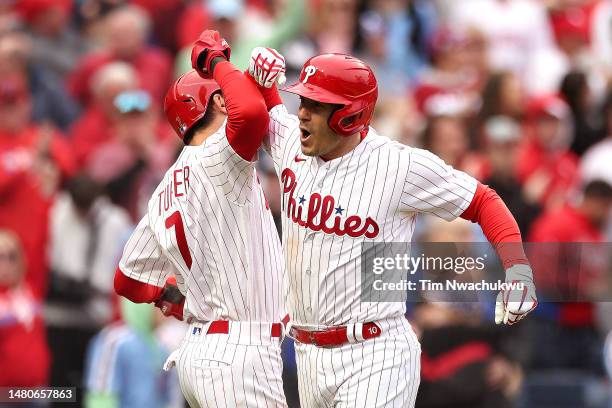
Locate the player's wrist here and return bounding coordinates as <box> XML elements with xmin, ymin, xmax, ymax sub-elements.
<box><xmin>209</xmin><ymin>56</ymin><xmax>228</xmax><ymax>75</ymax></box>
<box><xmin>505</xmin><ymin>263</ymin><xmax>534</xmax><ymax>283</ymax></box>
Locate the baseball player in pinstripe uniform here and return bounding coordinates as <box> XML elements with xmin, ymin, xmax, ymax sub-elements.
<box><xmin>114</xmin><ymin>31</ymin><xmax>288</xmax><ymax>407</ymax></box>
<box><xmin>240</xmin><ymin>48</ymin><xmax>539</xmax><ymax>407</ymax></box>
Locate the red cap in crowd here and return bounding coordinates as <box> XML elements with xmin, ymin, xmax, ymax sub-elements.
<box><xmin>14</xmin><ymin>0</ymin><xmax>72</xmax><ymax>23</ymax></box>
<box><xmin>526</xmin><ymin>94</ymin><xmax>569</xmax><ymax>121</ymax></box>
<box><xmin>549</xmin><ymin>2</ymin><xmax>599</xmax><ymax>45</ymax></box>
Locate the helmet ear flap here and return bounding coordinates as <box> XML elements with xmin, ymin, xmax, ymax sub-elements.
<box><xmin>328</xmin><ymin>104</ymin><xmax>374</xmax><ymax>136</ymax></box>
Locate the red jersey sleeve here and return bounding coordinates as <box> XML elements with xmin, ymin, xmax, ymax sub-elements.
<box><xmin>460</xmin><ymin>182</ymin><xmax>529</xmax><ymax>268</ymax></box>
<box><xmin>114</xmin><ymin>267</ymin><xmax>163</xmax><ymax>303</ymax></box>
<box><xmin>212</xmin><ymin>61</ymin><xmax>269</xmax><ymax>161</ymax></box>
<box><xmin>256</xmin><ymin>82</ymin><xmax>283</xmax><ymax>111</ymax></box>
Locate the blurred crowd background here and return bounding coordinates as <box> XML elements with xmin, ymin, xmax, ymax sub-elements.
<box><xmin>0</xmin><ymin>0</ymin><xmax>611</xmax><ymax>407</ymax></box>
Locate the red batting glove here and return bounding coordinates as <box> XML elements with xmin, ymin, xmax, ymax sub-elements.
<box><xmin>154</xmin><ymin>276</ymin><xmax>185</xmax><ymax>321</ymax></box>
<box><xmin>191</xmin><ymin>30</ymin><xmax>231</xmax><ymax>78</ymax></box>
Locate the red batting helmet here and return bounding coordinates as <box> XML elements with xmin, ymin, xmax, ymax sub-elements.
<box><xmin>164</xmin><ymin>70</ymin><xmax>220</xmax><ymax>140</ymax></box>
<box><xmin>284</xmin><ymin>54</ymin><xmax>378</xmax><ymax>137</ymax></box>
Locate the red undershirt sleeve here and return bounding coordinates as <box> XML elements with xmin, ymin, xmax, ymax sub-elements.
<box><xmin>114</xmin><ymin>267</ymin><xmax>163</xmax><ymax>304</ymax></box>
<box><xmin>460</xmin><ymin>182</ymin><xmax>529</xmax><ymax>269</ymax></box>
<box><xmin>255</xmin><ymin>82</ymin><xmax>283</xmax><ymax>111</ymax></box>
<box><xmin>212</xmin><ymin>61</ymin><xmax>269</xmax><ymax>161</ymax></box>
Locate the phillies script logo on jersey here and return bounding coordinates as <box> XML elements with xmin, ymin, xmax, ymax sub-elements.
<box><xmin>281</xmin><ymin>168</ymin><xmax>380</xmax><ymax>238</ymax></box>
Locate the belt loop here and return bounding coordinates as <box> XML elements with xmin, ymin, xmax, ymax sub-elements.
<box><xmin>282</xmin><ymin>317</ymin><xmax>292</xmax><ymax>341</ymax></box>
<box><xmin>354</xmin><ymin>323</ymin><xmax>365</xmax><ymax>342</ymax></box>
<box><xmin>346</xmin><ymin>323</ymin><xmax>364</xmax><ymax>343</ymax></box>
<box><xmin>345</xmin><ymin>323</ymin><xmax>357</xmax><ymax>344</ymax></box>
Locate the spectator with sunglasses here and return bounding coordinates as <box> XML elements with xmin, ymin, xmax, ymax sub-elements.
<box><xmin>85</xmin><ymin>88</ymin><xmax>176</xmax><ymax>220</ymax></box>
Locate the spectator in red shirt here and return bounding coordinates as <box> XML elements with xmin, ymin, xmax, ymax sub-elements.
<box><xmin>527</xmin><ymin>180</ymin><xmax>612</xmax><ymax>372</ymax></box>
<box><xmin>529</xmin><ymin>179</ymin><xmax>610</xmax><ymax>300</ymax></box>
<box><xmin>0</xmin><ymin>75</ymin><xmax>75</xmax><ymax>299</ymax></box>
<box><xmin>517</xmin><ymin>94</ymin><xmax>580</xmax><ymax>209</ymax></box>
<box><xmin>67</xmin><ymin>4</ymin><xmax>172</xmax><ymax>107</ymax></box>
<box><xmin>529</xmin><ymin>178</ymin><xmax>611</xmax><ymax>295</ymax></box>
<box><xmin>530</xmin><ymin>179</ymin><xmax>611</xmax><ymax>243</ymax></box>
<box><xmin>0</xmin><ymin>229</ymin><xmax>50</xmax><ymax>388</ymax></box>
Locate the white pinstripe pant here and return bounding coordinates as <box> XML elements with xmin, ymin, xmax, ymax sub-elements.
<box><xmin>166</xmin><ymin>321</ymin><xmax>288</xmax><ymax>408</ymax></box>
<box><xmin>294</xmin><ymin>316</ymin><xmax>421</xmax><ymax>408</ymax></box>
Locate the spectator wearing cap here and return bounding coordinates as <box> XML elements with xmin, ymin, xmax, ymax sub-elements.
<box><xmin>0</xmin><ymin>31</ymin><xmax>80</xmax><ymax>131</ymax></box>
<box><xmin>85</xmin><ymin>88</ymin><xmax>176</xmax><ymax>220</ymax></box>
<box><xmin>15</xmin><ymin>0</ymin><xmax>90</xmax><ymax>81</ymax></box>
<box><xmin>481</xmin><ymin>116</ymin><xmax>540</xmax><ymax>237</ymax></box>
<box><xmin>412</xmin><ymin>25</ymin><xmax>486</xmax><ymax>117</ymax></box>
<box><xmin>0</xmin><ymin>229</ymin><xmax>50</xmax><ymax>389</ymax></box>
<box><xmin>0</xmin><ymin>75</ymin><xmax>75</xmax><ymax>300</ymax></box>
<box><xmin>517</xmin><ymin>94</ymin><xmax>579</xmax><ymax>209</ymax></box>
<box><xmin>67</xmin><ymin>5</ymin><xmax>172</xmax><ymax>106</ymax></box>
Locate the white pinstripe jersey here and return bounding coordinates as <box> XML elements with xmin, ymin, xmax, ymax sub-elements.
<box><xmin>265</xmin><ymin>105</ymin><xmax>478</xmax><ymax>326</ymax></box>
<box><xmin>119</xmin><ymin>123</ymin><xmax>286</xmax><ymax>323</ymax></box>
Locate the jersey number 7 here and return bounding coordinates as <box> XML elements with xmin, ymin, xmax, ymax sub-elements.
<box><xmin>165</xmin><ymin>211</ymin><xmax>193</xmax><ymax>270</ymax></box>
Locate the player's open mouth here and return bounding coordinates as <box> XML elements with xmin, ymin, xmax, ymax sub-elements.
<box><xmin>300</xmin><ymin>128</ymin><xmax>311</xmax><ymax>142</ymax></box>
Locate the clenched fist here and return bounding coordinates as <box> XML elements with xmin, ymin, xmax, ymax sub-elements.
<box><xmin>248</xmin><ymin>47</ymin><xmax>286</xmax><ymax>88</ymax></box>
<box><xmin>191</xmin><ymin>30</ymin><xmax>231</xmax><ymax>78</ymax></box>
<box><xmin>154</xmin><ymin>276</ymin><xmax>185</xmax><ymax>321</ymax></box>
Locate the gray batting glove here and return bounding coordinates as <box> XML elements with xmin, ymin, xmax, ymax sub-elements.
<box><xmin>495</xmin><ymin>264</ymin><xmax>538</xmax><ymax>325</ymax></box>
<box><xmin>249</xmin><ymin>47</ymin><xmax>286</xmax><ymax>88</ymax></box>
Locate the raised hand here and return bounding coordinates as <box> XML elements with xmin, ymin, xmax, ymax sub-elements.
<box><xmin>191</xmin><ymin>30</ymin><xmax>231</xmax><ymax>78</ymax></box>
<box><xmin>248</xmin><ymin>47</ymin><xmax>286</xmax><ymax>88</ymax></box>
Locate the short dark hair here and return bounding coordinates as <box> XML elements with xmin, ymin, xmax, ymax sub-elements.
<box><xmin>183</xmin><ymin>90</ymin><xmax>222</xmax><ymax>145</ymax></box>
<box><xmin>584</xmin><ymin>180</ymin><xmax>612</xmax><ymax>199</ymax></box>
